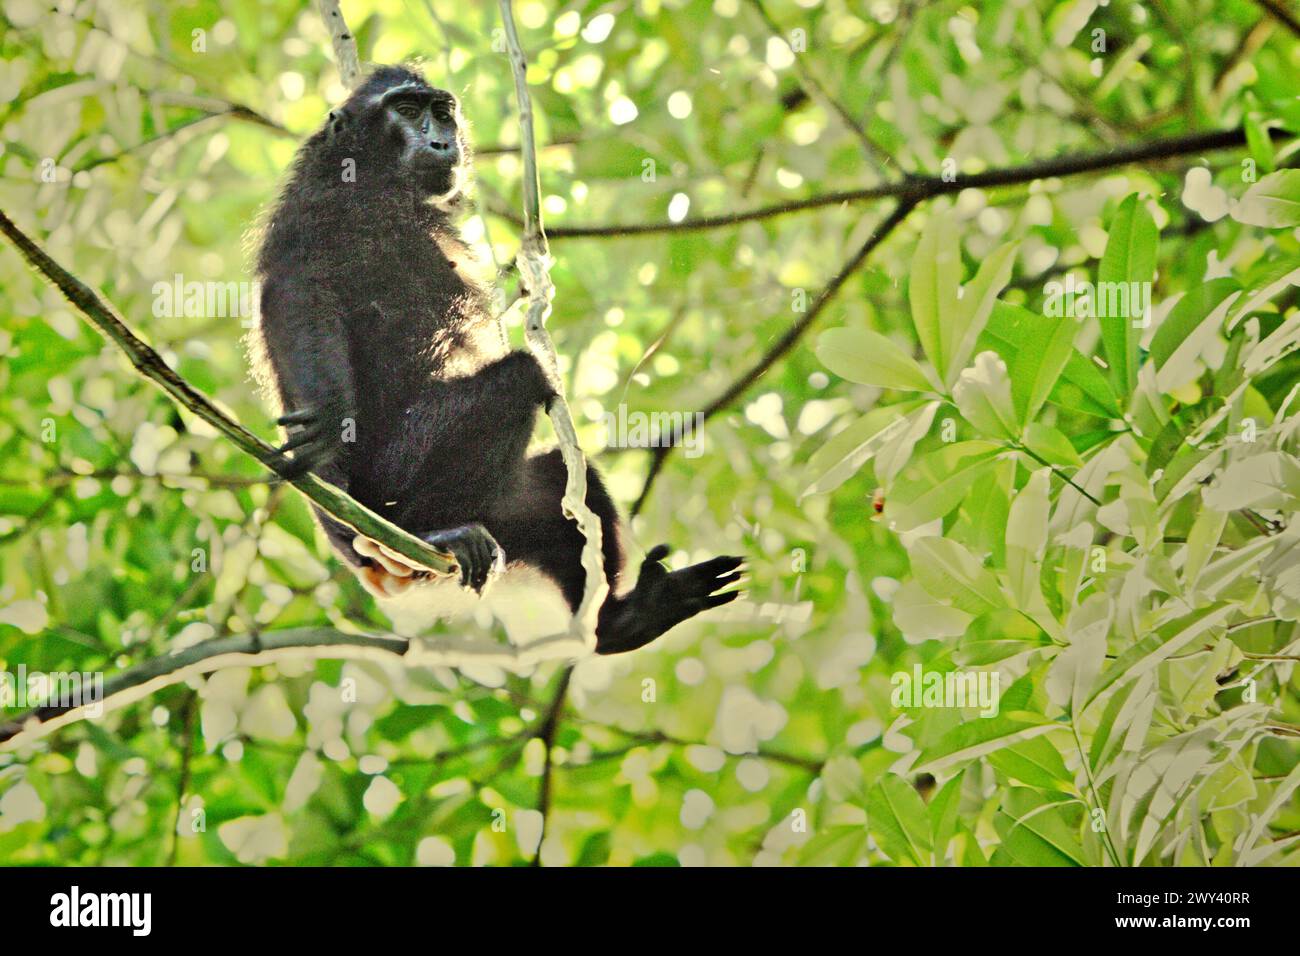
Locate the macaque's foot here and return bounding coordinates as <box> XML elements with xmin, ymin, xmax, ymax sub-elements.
<box><xmin>352</xmin><ymin>525</ymin><xmax>503</xmax><ymax>598</ymax></box>
<box><xmin>595</xmin><ymin>545</ymin><xmax>745</xmax><ymax>654</ymax></box>
<box><xmin>422</xmin><ymin>523</ymin><xmax>504</xmax><ymax>593</ymax></box>
<box><xmin>353</xmin><ymin>536</ymin><xmax>424</xmax><ymax>598</ymax></box>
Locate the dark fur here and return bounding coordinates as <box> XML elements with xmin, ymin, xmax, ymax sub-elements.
<box><xmin>249</xmin><ymin>66</ymin><xmax>740</xmax><ymax>654</ymax></box>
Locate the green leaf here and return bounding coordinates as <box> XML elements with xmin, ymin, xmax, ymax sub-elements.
<box><xmin>874</xmin><ymin>401</ymin><xmax>942</xmax><ymax>484</ymax></box>
<box><xmin>914</xmin><ymin>675</ymin><xmax>1059</xmax><ymax>774</ymax></box>
<box><xmin>1088</xmin><ymin>677</ymin><xmax>1143</xmax><ymax>770</ymax></box>
<box><xmin>1005</xmin><ymin>468</ymin><xmax>1050</xmax><ymax>608</ymax></box>
<box><xmin>952</xmin><ymin>351</ymin><xmax>1018</xmax><ymax>438</ymax></box>
<box><xmin>1149</xmin><ymin>279</ymin><xmax>1240</xmax><ymax>392</ymax></box>
<box><xmin>1233</xmin><ymin>169</ymin><xmax>1300</xmax><ymax>227</ymax></box>
<box><xmin>928</xmin><ymin>771</ymin><xmax>966</xmax><ymax>862</ymax></box>
<box><xmin>821</xmin><ymin>754</ymin><xmax>867</xmax><ymax>804</ymax></box>
<box><xmin>958</xmin><ymin>628</ymin><xmax>1054</xmax><ymax>665</ymax></box>
<box><xmin>815</xmin><ymin>327</ymin><xmax>936</xmax><ymax>392</ymax></box>
<box><xmin>1245</xmin><ymin>310</ymin><xmax>1300</xmax><ymax>377</ymax></box>
<box><xmin>947</xmin><ymin>241</ymin><xmax>1018</xmax><ymax>386</ymax></box>
<box><xmin>988</xmin><ymin>736</ymin><xmax>1074</xmax><ymax>792</ymax></box>
<box><xmin>1021</xmin><ymin>422</ymin><xmax>1084</xmax><ymax>467</ymax></box>
<box><xmin>1238</xmin><ymin>761</ymin><xmax>1300</xmax><ymax>862</ymax></box>
<box><xmin>919</xmin><ymin>718</ymin><xmax>1058</xmax><ymax>780</ymax></box>
<box><xmin>968</xmin><ymin>457</ymin><xmax>1015</xmax><ymax>565</ymax></box>
<box><xmin>960</xmin><ymin>824</ymin><xmax>990</xmax><ymax>866</ymax></box>
<box><xmin>885</xmin><ymin>441</ymin><xmax>1003</xmax><ymax>531</ymax></box>
<box><xmin>797</xmin><ymin>826</ymin><xmax>869</xmax><ymax>866</ymax></box>
<box><xmin>994</xmin><ymin>789</ymin><xmax>1088</xmax><ymax>866</ymax></box>
<box><xmin>985</xmin><ymin>303</ymin><xmax>1119</xmax><ymax>418</ymax></box>
<box><xmin>892</xmin><ymin>578</ymin><xmax>974</xmax><ymax>641</ymax></box>
<box><xmin>802</xmin><ymin>400</ymin><xmax>929</xmax><ymax>497</ymax></box>
<box><xmin>909</xmin><ymin>536</ymin><xmax>1004</xmax><ymax>615</ymax></box>
<box><xmin>1203</xmin><ymin>450</ymin><xmax>1299</xmax><ymax>512</ymax></box>
<box><xmin>1001</xmin><ymin>304</ymin><xmax>1079</xmax><ymax>424</ymax></box>
<box><xmin>1085</xmin><ymin>605</ymin><xmax>1234</xmax><ymax>711</ymax></box>
<box><xmin>1145</xmin><ymin>397</ymin><xmax>1225</xmax><ymax>478</ymax></box>
<box><xmin>910</xmin><ymin>208</ymin><xmax>961</xmax><ymax>375</ymax></box>
<box><xmin>1097</xmin><ymin>194</ymin><xmax>1158</xmax><ymax>398</ymax></box>
<box><xmin>1227</xmin><ymin>260</ymin><xmax>1300</xmax><ymax>330</ymax></box>
<box><xmin>1057</xmin><ymin>352</ymin><xmax>1122</xmax><ymax>417</ymax></box>
<box><xmin>574</xmin><ymin>830</ymin><xmax>612</xmax><ymax>866</ymax></box>
<box><xmin>866</xmin><ymin>774</ymin><xmax>932</xmax><ymax>866</ymax></box>
<box><xmin>1243</xmin><ymin>96</ymin><xmax>1276</xmax><ymax>174</ymax></box>
<box><xmin>1047</xmin><ymin>593</ymin><xmax>1111</xmax><ymax>715</ymax></box>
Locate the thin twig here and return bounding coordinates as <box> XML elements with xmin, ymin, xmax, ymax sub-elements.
<box><xmin>166</xmin><ymin>692</ymin><xmax>197</xmax><ymax>866</ymax></box>
<box><xmin>745</xmin><ymin>0</ymin><xmax>893</xmax><ymax>173</ymax></box>
<box><xmin>632</xmin><ymin>198</ymin><xmax>918</xmax><ymax>514</ymax></box>
<box><xmin>579</xmin><ymin>722</ymin><xmax>824</xmax><ymax>774</ymax></box>
<box><xmin>0</xmin><ymin>627</ymin><xmax>405</xmax><ymax>749</ymax></box>
<box><xmin>1015</xmin><ymin>442</ymin><xmax>1103</xmax><ymax>507</ymax></box>
<box><xmin>73</xmin><ymin>105</ymin><xmax>287</xmax><ymax>174</ymax></box>
<box><xmin>530</xmin><ymin>666</ymin><xmax>572</xmax><ymax>866</ymax></box>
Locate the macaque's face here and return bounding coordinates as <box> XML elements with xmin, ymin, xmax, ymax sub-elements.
<box><xmin>377</xmin><ymin>82</ymin><xmax>466</xmax><ymax>198</ymax></box>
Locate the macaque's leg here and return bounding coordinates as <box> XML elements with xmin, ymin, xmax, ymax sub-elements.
<box><xmin>372</xmin><ymin>352</ymin><xmax>553</xmax><ymax>526</ymax></box>
<box><xmin>336</xmin><ymin>351</ymin><xmax>550</xmax><ymax>598</ymax></box>
<box><xmin>488</xmin><ymin>449</ymin><xmax>625</xmax><ymax>609</ymax></box>
<box><xmin>490</xmin><ymin>450</ymin><xmax>744</xmax><ymax>654</ymax></box>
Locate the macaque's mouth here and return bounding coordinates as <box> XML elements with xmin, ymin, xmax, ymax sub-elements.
<box><xmin>411</xmin><ymin>149</ymin><xmax>462</xmax><ymax>171</ymax></box>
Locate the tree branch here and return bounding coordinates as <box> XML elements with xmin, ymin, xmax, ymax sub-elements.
<box><xmin>578</xmin><ymin>723</ymin><xmax>824</xmax><ymax>774</ymax></box>
<box><xmin>631</xmin><ymin>197</ymin><xmax>918</xmax><ymax>514</ymax></box>
<box><xmin>499</xmin><ymin>0</ymin><xmax>608</xmax><ymax>647</ymax></box>
<box><xmin>316</xmin><ymin>0</ymin><xmax>361</xmax><ymax>88</ymax></box>
<box><xmin>0</xmin><ymin>623</ymin><xmax>598</xmax><ymax>750</ymax></box>
<box><xmin>1255</xmin><ymin>0</ymin><xmax>1300</xmax><ymax>38</ymax></box>
<box><xmin>73</xmin><ymin>103</ymin><xmax>290</xmax><ymax>174</ymax></box>
<box><xmin>0</xmin><ymin>210</ymin><xmax>457</xmax><ymax>576</ymax></box>
<box><xmin>505</xmin><ymin>126</ymin><xmax>1285</xmax><ymax>239</ymax></box>
<box><xmin>0</xmin><ymin>627</ymin><xmax>405</xmax><ymax>749</ymax></box>
<box><xmin>166</xmin><ymin>691</ymin><xmax>197</xmax><ymax>866</ymax></box>
<box><xmin>627</xmin><ymin>124</ymin><xmax>1292</xmax><ymax>513</ymax></box>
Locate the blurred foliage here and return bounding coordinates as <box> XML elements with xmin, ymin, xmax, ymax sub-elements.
<box><xmin>0</xmin><ymin>0</ymin><xmax>1298</xmax><ymax>866</ymax></box>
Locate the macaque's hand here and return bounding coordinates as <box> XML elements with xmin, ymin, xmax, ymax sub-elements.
<box><xmin>272</xmin><ymin>401</ymin><xmax>350</xmax><ymax>479</ymax></box>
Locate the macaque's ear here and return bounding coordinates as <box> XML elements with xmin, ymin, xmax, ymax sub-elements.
<box><xmin>327</xmin><ymin>108</ymin><xmax>351</xmax><ymax>140</ymax></box>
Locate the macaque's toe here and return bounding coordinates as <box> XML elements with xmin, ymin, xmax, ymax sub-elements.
<box><xmin>354</xmin><ymin>536</ymin><xmax>432</xmax><ymax>599</ymax></box>
<box><xmin>357</xmin><ymin>563</ymin><xmax>418</xmax><ymax>598</ymax></box>
<box><xmin>354</xmin><ymin>536</ymin><xmax>419</xmax><ymax>577</ymax></box>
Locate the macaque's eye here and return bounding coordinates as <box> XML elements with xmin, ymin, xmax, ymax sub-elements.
<box><xmin>432</xmin><ymin>107</ymin><xmax>453</xmax><ymax>124</ymax></box>
<box><xmin>395</xmin><ymin>102</ymin><xmax>421</xmax><ymax>120</ymax></box>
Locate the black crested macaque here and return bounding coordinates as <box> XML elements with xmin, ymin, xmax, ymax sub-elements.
<box><xmin>248</xmin><ymin>66</ymin><xmax>742</xmax><ymax>654</ymax></box>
